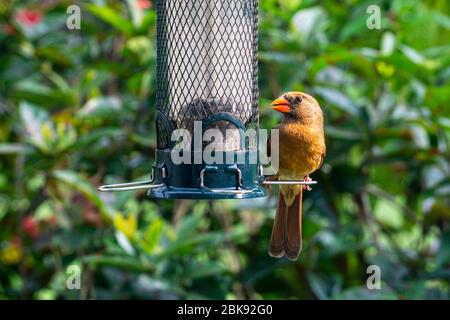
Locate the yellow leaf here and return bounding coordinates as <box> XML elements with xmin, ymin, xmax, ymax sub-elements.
<box><xmin>0</xmin><ymin>241</ymin><xmax>23</xmax><ymax>265</ymax></box>
<box><xmin>113</xmin><ymin>213</ymin><xmax>137</xmax><ymax>239</ymax></box>
<box><xmin>376</xmin><ymin>61</ymin><xmax>395</xmax><ymax>78</ymax></box>
<box><xmin>40</xmin><ymin>123</ymin><xmax>54</xmax><ymax>143</ymax></box>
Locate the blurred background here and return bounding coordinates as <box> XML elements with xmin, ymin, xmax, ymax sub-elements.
<box><xmin>0</xmin><ymin>0</ymin><xmax>449</xmax><ymax>300</ymax></box>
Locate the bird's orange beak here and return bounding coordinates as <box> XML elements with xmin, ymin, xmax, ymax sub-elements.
<box><xmin>272</xmin><ymin>97</ymin><xmax>291</xmax><ymax>113</ymax></box>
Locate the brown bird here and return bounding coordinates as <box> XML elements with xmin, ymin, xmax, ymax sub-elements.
<box><xmin>268</xmin><ymin>92</ymin><xmax>326</xmax><ymax>260</ymax></box>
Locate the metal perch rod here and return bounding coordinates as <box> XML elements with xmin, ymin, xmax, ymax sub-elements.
<box><xmin>261</xmin><ymin>180</ymin><xmax>318</xmax><ymax>185</ymax></box>
<box><xmin>98</xmin><ymin>167</ymin><xmax>166</xmax><ymax>192</ymax></box>
<box><xmin>98</xmin><ymin>181</ymin><xmax>165</xmax><ymax>192</ymax></box>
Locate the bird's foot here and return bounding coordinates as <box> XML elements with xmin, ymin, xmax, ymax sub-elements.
<box><xmin>303</xmin><ymin>176</ymin><xmax>312</xmax><ymax>191</ymax></box>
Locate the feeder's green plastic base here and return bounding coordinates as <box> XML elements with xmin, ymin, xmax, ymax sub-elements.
<box><xmin>146</xmin><ymin>112</ymin><xmax>269</xmax><ymax>200</ymax></box>
<box><xmin>148</xmin><ymin>185</ymin><xmax>266</xmax><ymax>200</ymax></box>
<box><xmin>146</xmin><ymin>148</ymin><xmax>267</xmax><ymax>200</ymax></box>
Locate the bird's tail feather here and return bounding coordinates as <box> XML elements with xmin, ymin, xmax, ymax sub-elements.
<box><xmin>268</xmin><ymin>191</ymin><xmax>303</xmax><ymax>261</ymax></box>
<box><xmin>285</xmin><ymin>190</ymin><xmax>302</xmax><ymax>260</ymax></box>
<box><xmin>268</xmin><ymin>193</ymin><xmax>287</xmax><ymax>258</ymax></box>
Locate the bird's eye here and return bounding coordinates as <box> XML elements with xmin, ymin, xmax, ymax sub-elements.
<box><xmin>295</xmin><ymin>96</ymin><xmax>303</xmax><ymax>103</ymax></box>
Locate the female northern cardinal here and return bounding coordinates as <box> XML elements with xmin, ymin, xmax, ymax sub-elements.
<box><xmin>268</xmin><ymin>92</ymin><xmax>326</xmax><ymax>260</ymax></box>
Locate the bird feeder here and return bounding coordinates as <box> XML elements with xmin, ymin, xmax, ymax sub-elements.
<box><xmin>99</xmin><ymin>0</ymin><xmax>316</xmax><ymax>198</ymax></box>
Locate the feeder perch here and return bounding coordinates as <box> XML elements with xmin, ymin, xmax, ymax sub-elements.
<box><xmin>99</xmin><ymin>0</ymin><xmax>317</xmax><ymax>198</ymax></box>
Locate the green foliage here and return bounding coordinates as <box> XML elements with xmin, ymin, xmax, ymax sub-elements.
<box><xmin>0</xmin><ymin>0</ymin><xmax>449</xmax><ymax>300</ymax></box>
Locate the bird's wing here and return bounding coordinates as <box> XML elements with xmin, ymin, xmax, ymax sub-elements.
<box><xmin>318</xmin><ymin>145</ymin><xmax>326</xmax><ymax>169</ymax></box>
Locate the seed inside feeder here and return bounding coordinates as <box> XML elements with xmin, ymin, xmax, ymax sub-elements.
<box><xmin>177</xmin><ymin>98</ymin><xmax>241</xmax><ymax>151</ymax></box>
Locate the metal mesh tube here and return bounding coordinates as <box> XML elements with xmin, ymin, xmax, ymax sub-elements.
<box><xmin>156</xmin><ymin>0</ymin><xmax>259</xmax><ymax>150</ymax></box>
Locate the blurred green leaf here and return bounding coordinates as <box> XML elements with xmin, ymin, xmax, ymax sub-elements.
<box><xmin>86</xmin><ymin>4</ymin><xmax>134</xmax><ymax>36</ymax></box>
<box><xmin>78</xmin><ymin>96</ymin><xmax>122</xmax><ymax>119</ymax></box>
<box><xmin>0</xmin><ymin>143</ymin><xmax>32</xmax><ymax>154</ymax></box>
<box><xmin>142</xmin><ymin>218</ymin><xmax>164</xmax><ymax>254</ymax></box>
<box><xmin>52</xmin><ymin>170</ymin><xmax>114</xmax><ymax>221</ymax></box>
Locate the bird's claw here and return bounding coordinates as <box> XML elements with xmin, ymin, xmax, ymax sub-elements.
<box><xmin>303</xmin><ymin>176</ymin><xmax>312</xmax><ymax>191</ymax></box>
